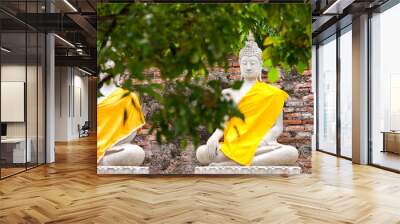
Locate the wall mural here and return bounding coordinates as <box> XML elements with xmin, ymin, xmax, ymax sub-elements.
<box><xmin>97</xmin><ymin>3</ymin><xmax>312</xmax><ymax>175</ymax></box>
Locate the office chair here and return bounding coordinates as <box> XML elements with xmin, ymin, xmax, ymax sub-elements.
<box><xmin>79</xmin><ymin>121</ymin><xmax>90</xmax><ymax>138</ymax></box>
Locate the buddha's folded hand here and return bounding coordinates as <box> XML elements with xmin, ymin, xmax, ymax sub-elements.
<box><xmin>206</xmin><ymin>136</ymin><xmax>219</xmax><ymax>161</ymax></box>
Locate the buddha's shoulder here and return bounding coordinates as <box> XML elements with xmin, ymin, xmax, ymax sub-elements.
<box><xmin>257</xmin><ymin>82</ymin><xmax>288</xmax><ymax>97</ymax></box>
<box><xmin>258</xmin><ymin>82</ymin><xmax>282</xmax><ymax>91</ymax></box>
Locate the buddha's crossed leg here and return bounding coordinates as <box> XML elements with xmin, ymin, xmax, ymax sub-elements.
<box><xmin>98</xmin><ymin>143</ymin><xmax>145</xmax><ymax>166</ymax></box>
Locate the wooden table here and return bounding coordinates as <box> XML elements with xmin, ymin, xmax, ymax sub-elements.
<box><xmin>1</xmin><ymin>138</ymin><xmax>31</xmax><ymax>163</ymax></box>
<box><xmin>381</xmin><ymin>131</ymin><xmax>400</xmax><ymax>155</ymax></box>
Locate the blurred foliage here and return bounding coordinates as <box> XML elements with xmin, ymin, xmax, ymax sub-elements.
<box><xmin>97</xmin><ymin>3</ymin><xmax>311</xmax><ymax>146</ymax></box>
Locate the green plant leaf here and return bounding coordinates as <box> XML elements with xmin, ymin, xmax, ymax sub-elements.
<box><xmin>268</xmin><ymin>67</ymin><xmax>279</xmax><ymax>83</ymax></box>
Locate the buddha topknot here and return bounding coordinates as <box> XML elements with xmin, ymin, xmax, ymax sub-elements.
<box><xmin>239</xmin><ymin>31</ymin><xmax>262</xmax><ymax>63</ymax></box>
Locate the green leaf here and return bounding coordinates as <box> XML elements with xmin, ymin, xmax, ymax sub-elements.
<box><xmin>263</xmin><ymin>58</ymin><xmax>272</xmax><ymax>68</ymax></box>
<box><xmin>263</xmin><ymin>36</ymin><xmax>273</xmax><ymax>46</ymax></box>
<box><xmin>296</xmin><ymin>62</ymin><xmax>307</xmax><ymax>75</ymax></box>
<box><xmin>231</xmin><ymin>80</ymin><xmax>244</xmax><ymax>90</ymax></box>
<box><xmin>268</xmin><ymin>67</ymin><xmax>279</xmax><ymax>83</ymax></box>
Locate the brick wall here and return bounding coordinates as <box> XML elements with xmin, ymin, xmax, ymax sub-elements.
<box><xmin>277</xmin><ymin>70</ymin><xmax>313</xmax><ymax>172</ymax></box>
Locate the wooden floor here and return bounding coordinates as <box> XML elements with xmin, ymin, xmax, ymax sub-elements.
<box><xmin>1</xmin><ymin>167</ymin><xmax>26</xmax><ymax>178</ymax></box>
<box><xmin>1</xmin><ymin>136</ymin><xmax>400</xmax><ymax>224</ymax></box>
<box><xmin>372</xmin><ymin>150</ymin><xmax>400</xmax><ymax>171</ymax></box>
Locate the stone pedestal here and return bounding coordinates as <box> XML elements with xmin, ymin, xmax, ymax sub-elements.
<box><xmin>194</xmin><ymin>166</ymin><xmax>301</xmax><ymax>175</ymax></box>
<box><xmin>97</xmin><ymin>166</ymin><xmax>149</xmax><ymax>174</ymax></box>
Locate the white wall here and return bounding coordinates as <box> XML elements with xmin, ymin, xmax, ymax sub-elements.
<box><xmin>1</xmin><ymin>63</ymin><xmax>46</xmax><ymax>164</ymax></box>
<box><xmin>1</xmin><ymin>82</ymin><xmax>25</xmax><ymax>122</ymax></box>
<box><xmin>1</xmin><ymin>65</ymin><xmax>25</xmax><ymax>129</ymax></box>
<box><xmin>55</xmin><ymin>66</ymin><xmax>69</xmax><ymax>141</ymax></box>
<box><xmin>72</xmin><ymin>73</ymin><xmax>89</xmax><ymax>138</ymax></box>
<box><xmin>54</xmin><ymin>67</ymin><xmax>89</xmax><ymax>141</ymax></box>
<box><xmin>1</xmin><ymin>65</ymin><xmax>39</xmax><ymax>138</ymax></box>
<box><xmin>1</xmin><ymin>65</ymin><xmax>26</xmax><ymax>139</ymax></box>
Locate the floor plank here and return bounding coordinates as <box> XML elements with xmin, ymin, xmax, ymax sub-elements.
<box><xmin>0</xmin><ymin>135</ymin><xmax>399</xmax><ymax>224</ymax></box>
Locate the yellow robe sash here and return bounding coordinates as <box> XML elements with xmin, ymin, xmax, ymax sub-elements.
<box><xmin>220</xmin><ymin>81</ymin><xmax>288</xmax><ymax>165</ymax></box>
<box><xmin>97</xmin><ymin>87</ymin><xmax>145</xmax><ymax>162</ymax></box>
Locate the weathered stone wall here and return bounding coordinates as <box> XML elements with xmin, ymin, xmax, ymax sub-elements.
<box><xmin>276</xmin><ymin>70</ymin><xmax>313</xmax><ymax>172</ymax></box>
<box><xmin>135</xmin><ymin>57</ymin><xmax>313</xmax><ymax>173</ymax></box>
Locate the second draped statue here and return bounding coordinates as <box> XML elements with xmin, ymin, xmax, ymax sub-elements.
<box><xmin>196</xmin><ymin>32</ymin><xmax>299</xmax><ymax>166</ymax></box>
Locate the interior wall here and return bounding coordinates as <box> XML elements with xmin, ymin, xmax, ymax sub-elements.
<box><xmin>1</xmin><ymin>64</ymin><xmax>39</xmax><ymax>139</ymax></box>
<box><xmin>54</xmin><ymin>66</ymin><xmax>89</xmax><ymax>141</ymax></box>
<box><xmin>72</xmin><ymin>71</ymin><xmax>89</xmax><ymax>138</ymax></box>
<box><xmin>55</xmin><ymin>66</ymin><xmax>69</xmax><ymax>141</ymax></box>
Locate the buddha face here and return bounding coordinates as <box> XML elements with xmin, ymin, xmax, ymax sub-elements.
<box><xmin>239</xmin><ymin>56</ymin><xmax>262</xmax><ymax>81</ymax></box>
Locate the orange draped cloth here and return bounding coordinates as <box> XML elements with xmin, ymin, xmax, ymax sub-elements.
<box><xmin>97</xmin><ymin>88</ymin><xmax>145</xmax><ymax>162</ymax></box>
<box><xmin>220</xmin><ymin>81</ymin><xmax>288</xmax><ymax>165</ymax></box>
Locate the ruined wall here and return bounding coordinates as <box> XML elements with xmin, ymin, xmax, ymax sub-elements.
<box><xmin>136</xmin><ymin>58</ymin><xmax>313</xmax><ymax>173</ymax></box>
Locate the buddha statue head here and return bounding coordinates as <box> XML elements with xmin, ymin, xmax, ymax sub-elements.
<box><xmin>239</xmin><ymin>32</ymin><xmax>263</xmax><ymax>81</ymax></box>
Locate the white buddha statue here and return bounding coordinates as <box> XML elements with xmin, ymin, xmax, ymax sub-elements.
<box><xmin>97</xmin><ymin>73</ymin><xmax>146</xmax><ymax>166</ymax></box>
<box><xmin>196</xmin><ymin>32</ymin><xmax>298</xmax><ymax>166</ymax></box>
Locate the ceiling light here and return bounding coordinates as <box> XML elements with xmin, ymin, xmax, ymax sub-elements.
<box><xmin>54</xmin><ymin>34</ymin><xmax>75</xmax><ymax>48</ymax></box>
<box><xmin>1</xmin><ymin>47</ymin><xmax>11</xmax><ymax>53</ymax></box>
<box><xmin>78</xmin><ymin>67</ymin><xmax>92</xmax><ymax>76</ymax></box>
<box><xmin>63</xmin><ymin>0</ymin><xmax>78</xmax><ymax>12</ymax></box>
<box><xmin>76</xmin><ymin>48</ymin><xmax>86</xmax><ymax>55</ymax></box>
<box><xmin>322</xmin><ymin>0</ymin><xmax>355</xmax><ymax>15</ymax></box>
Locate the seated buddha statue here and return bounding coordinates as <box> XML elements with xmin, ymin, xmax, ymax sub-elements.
<box><xmin>196</xmin><ymin>32</ymin><xmax>299</xmax><ymax>166</ymax></box>
<box><xmin>97</xmin><ymin>74</ymin><xmax>146</xmax><ymax>166</ymax></box>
